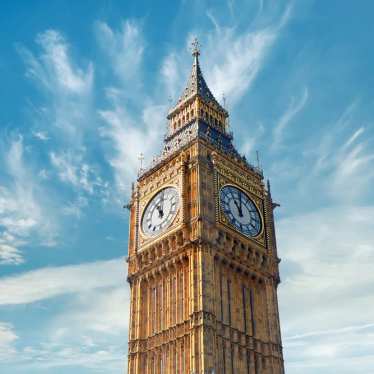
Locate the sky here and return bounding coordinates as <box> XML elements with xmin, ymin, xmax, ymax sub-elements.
<box><xmin>0</xmin><ymin>0</ymin><xmax>374</xmax><ymax>373</ymax></box>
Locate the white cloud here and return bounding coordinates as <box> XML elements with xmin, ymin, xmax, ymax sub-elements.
<box><xmin>61</xmin><ymin>196</ymin><xmax>88</xmax><ymax>218</ymax></box>
<box><xmin>0</xmin><ymin>323</ymin><xmax>18</xmax><ymax>361</ymax></box>
<box><xmin>0</xmin><ymin>136</ymin><xmax>57</xmax><ymax>264</ymax></box>
<box><xmin>99</xmin><ymin>98</ymin><xmax>165</xmax><ymax>195</ymax></box>
<box><xmin>0</xmin><ymin>258</ymin><xmax>125</xmax><ymax>305</ymax></box>
<box><xmin>32</xmin><ymin>130</ymin><xmax>49</xmax><ymax>141</ymax></box>
<box><xmin>13</xmin><ymin>286</ymin><xmax>130</xmax><ymax>372</ymax></box>
<box><xmin>161</xmin><ymin>52</ymin><xmax>180</xmax><ymax>101</ymax></box>
<box><xmin>95</xmin><ymin>20</ymin><xmax>144</xmax><ymax>86</ymax></box>
<box><xmin>54</xmin><ymin>286</ymin><xmax>129</xmax><ymax>335</ymax></box>
<box><xmin>204</xmin><ymin>27</ymin><xmax>278</xmax><ymax>106</ymax></box>
<box><xmin>278</xmin><ymin>205</ymin><xmax>374</xmax><ymax>373</ymax></box>
<box><xmin>0</xmin><ymin>261</ymin><xmax>129</xmax><ymax>372</ymax></box>
<box><xmin>12</xmin><ymin>343</ymin><xmax>125</xmax><ymax>373</ymax></box>
<box><xmin>94</xmin><ymin>20</ymin><xmax>167</xmax><ymax>198</ymax></box>
<box><xmin>0</xmin><ymin>244</ymin><xmax>24</xmax><ymax>265</ymax></box>
<box><xmin>21</xmin><ymin>29</ymin><xmax>93</xmax><ymax>95</ymax></box>
<box><xmin>160</xmin><ymin>5</ymin><xmax>291</xmax><ymax>111</ymax></box>
<box><xmin>18</xmin><ymin>29</ymin><xmax>94</xmax><ymax>146</ymax></box>
<box><xmin>240</xmin><ymin>121</ymin><xmax>265</xmax><ymax>157</ymax></box>
<box><xmin>304</xmin><ymin>103</ymin><xmax>374</xmax><ymax>204</ymax></box>
<box><xmin>272</xmin><ymin>87</ymin><xmax>309</xmax><ymax>150</ymax></box>
<box><xmin>49</xmin><ymin>151</ymin><xmax>105</xmax><ymax>195</ymax></box>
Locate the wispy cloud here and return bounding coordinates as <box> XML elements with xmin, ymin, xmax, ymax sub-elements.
<box><xmin>162</xmin><ymin>7</ymin><xmax>291</xmax><ymax>108</ymax></box>
<box><xmin>278</xmin><ymin>205</ymin><xmax>374</xmax><ymax>372</ymax></box>
<box><xmin>20</xmin><ymin>30</ymin><xmax>93</xmax><ymax>94</ymax></box>
<box><xmin>96</xmin><ymin>21</ymin><xmax>165</xmax><ymax>195</ymax></box>
<box><xmin>0</xmin><ymin>261</ymin><xmax>128</xmax><ymax>372</ymax></box>
<box><xmin>50</xmin><ymin>151</ymin><xmax>106</xmax><ymax>195</ymax></box>
<box><xmin>305</xmin><ymin>102</ymin><xmax>374</xmax><ymax>203</ymax></box>
<box><xmin>0</xmin><ymin>258</ymin><xmax>124</xmax><ymax>305</ymax></box>
<box><xmin>95</xmin><ymin>20</ymin><xmax>144</xmax><ymax>87</ymax></box>
<box><xmin>0</xmin><ymin>136</ymin><xmax>57</xmax><ymax>264</ymax></box>
<box><xmin>61</xmin><ymin>196</ymin><xmax>88</xmax><ymax>218</ymax></box>
<box><xmin>99</xmin><ymin>98</ymin><xmax>165</xmax><ymax>195</ymax></box>
<box><xmin>272</xmin><ymin>87</ymin><xmax>309</xmax><ymax>150</ymax></box>
<box><xmin>18</xmin><ymin>30</ymin><xmax>94</xmax><ymax>143</ymax></box>
<box><xmin>0</xmin><ymin>323</ymin><xmax>18</xmax><ymax>361</ymax></box>
<box><xmin>0</xmin><ymin>244</ymin><xmax>23</xmax><ymax>265</ymax></box>
<box><xmin>31</xmin><ymin>130</ymin><xmax>49</xmax><ymax>141</ymax></box>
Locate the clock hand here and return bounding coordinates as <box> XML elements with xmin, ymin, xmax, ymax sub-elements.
<box><xmin>156</xmin><ymin>204</ymin><xmax>164</xmax><ymax>218</ymax></box>
<box><xmin>233</xmin><ymin>199</ymin><xmax>243</xmax><ymax>217</ymax></box>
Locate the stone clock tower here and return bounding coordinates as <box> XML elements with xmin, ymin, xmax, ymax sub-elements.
<box><xmin>126</xmin><ymin>40</ymin><xmax>284</xmax><ymax>374</ymax></box>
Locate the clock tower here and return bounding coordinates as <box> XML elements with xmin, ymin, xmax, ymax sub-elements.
<box><xmin>126</xmin><ymin>40</ymin><xmax>284</xmax><ymax>374</ymax></box>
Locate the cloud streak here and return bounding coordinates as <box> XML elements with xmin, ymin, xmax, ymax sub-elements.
<box><xmin>0</xmin><ymin>258</ymin><xmax>125</xmax><ymax>305</ymax></box>
<box><xmin>0</xmin><ymin>136</ymin><xmax>57</xmax><ymax>264</ymax></box>
<box><xmin>272</xmin><ymin>87</ymin><xmax>309</xmax><ymax>150</ymax></box>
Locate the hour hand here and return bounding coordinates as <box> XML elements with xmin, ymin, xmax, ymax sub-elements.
<box><xmin>233</xmin><ymin>200</ymin><xmax>243</xmax><ymax>217</ymax></box>
<box><xmin>156</xmin><ymin>205</ymin><xmax>164</xmax><ymax>218</ymax></box>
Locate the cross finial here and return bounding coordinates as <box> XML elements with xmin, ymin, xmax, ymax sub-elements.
<box><xmin>138</xmin><ymin>152</ymin><xmax>144</xmax><ymax>170</ymax></box>
<box><xmin>191</xmin><ymin>38</ymin><xmax>201</xmax><ymax>57</ymax></box>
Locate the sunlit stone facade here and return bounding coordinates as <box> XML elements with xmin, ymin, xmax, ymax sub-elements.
<box><xmin>126</xmin><ymin>41</ymin><xmax>284</xmax><ymax>374</ymax></box>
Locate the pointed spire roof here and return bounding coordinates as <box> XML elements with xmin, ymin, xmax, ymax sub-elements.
<box><xmin>175</xmin><ymin>38</ymin><xmax>227</xmax><ymax>114</ymax></box>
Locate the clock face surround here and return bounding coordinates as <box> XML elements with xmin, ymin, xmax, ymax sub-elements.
<box><xmin>141</xmin><ymin>186</ymin><xmax>179</xmax><ymax>237</ymax></box>
<box><xmin>220</xmin><ymin>185</ymin><xmax>262</xmax><ymax>237</ymax></box>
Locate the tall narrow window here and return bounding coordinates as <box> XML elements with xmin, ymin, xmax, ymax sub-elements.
<box><xmin>254</xmin><ymin>353</ymin><xmax>259</xmax><ymax>374</ymax></box>
<box><xmin>231</xmin><ymin>344</ymin><xmax>235</xmax><ymax>374</ymax></box>
<box><xmin>250</xmin><ymin>289</ymin><xmax>256</xmax><ymax>336</ymax></box>
<box><xmin>159</xmin><ymin>282</ymin><xmax>163</xmax><ymax>331</ymax></box>
<box><xmin>175</xmin><ymin>344</ymin><xmax>179</xmax><ymax>374</ymax></box>
<box><xmin>181</xmin><ymin>343</ymin><xmax>185</xmax><ymax>374</ymax></box>
<box><xmin>174</xmin><ymin>275</ymin><xmax>177</xmax><ymax>325</ymax></box>
<box><xmin>180</xmin><ymin>271</ymin><xmax>184</xmax><ymax>322</ymax></box>
<box><xmin>220</xmin><ymin>272</ymin><xmax>224</xmax><ymax>321</ymax></box>
<box><xmin>247</xmin><ymin>350</ymin><xmax>251</xmax><ymax>374</ymax></box>
<box><xmin>151</xmin><ymin>356</ymin><xmax>155</xmax><ymax>374</ymax></box>
<box><xmin>227</xmin><ymin>279</ymin><xmax>232</xmax><ymax>326</ymax></box>
<box><xmin>152</xmin><ymin>287</ymin><xmax>157</xmax><ymax>334</ymax></box>
<box><xmin>171</xmin><ymin>275</ymin><xmax>176</xmax><ymax>325</ymax></box>
<box><xmin>242</xmin><ymin>285</ymin><xmax>247</xmax><ymax>333</ymax></box>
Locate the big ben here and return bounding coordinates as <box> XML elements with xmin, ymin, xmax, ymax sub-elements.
<box><xmin>126</xmin><ymin>40</ymin><xmax>284</xmax><ymax>374</ymax></box>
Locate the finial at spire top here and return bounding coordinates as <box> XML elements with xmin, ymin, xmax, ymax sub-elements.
<box><xmin>191</xmin><ymin>37</ymin><xmax>201</xmax><ymax>57</ymax></box>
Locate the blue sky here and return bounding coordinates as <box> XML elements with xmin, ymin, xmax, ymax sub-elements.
<box><xmin>0</xmin><ymin>0</ymin><xmax>374</xmax><ymax>373</ymax></box>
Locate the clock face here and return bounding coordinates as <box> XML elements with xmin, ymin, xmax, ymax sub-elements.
<box><xmin>220</xmin><ymin>185</ymin><xmax>262</xmax><ymax>237</ymax></box>
<box><xmin>141</xmin><ymin>187</ymin><xmax>179</xmax><ymax>237</ymax></box>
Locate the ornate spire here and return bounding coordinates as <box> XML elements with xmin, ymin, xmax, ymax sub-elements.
<box><xmin>176</xmin><ymin>38</ymin><xmax>225</xmax><ymax>112</ymax></box>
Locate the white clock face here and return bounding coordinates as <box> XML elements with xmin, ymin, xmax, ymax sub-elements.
<box><xmin>220</xmin><ymin>185</ymin><xmax>262</xmax><ymax>237</ymax></box>
<box><xmin>141</xmin><ymin>187</ymin><xmax>179</xmax><ymax>237</ymax></box>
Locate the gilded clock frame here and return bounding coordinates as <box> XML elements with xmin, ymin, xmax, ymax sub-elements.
<box><xmin>216</xmin><ymin>171</ymin><xmax>266</xmax><ymax>247</ymax></box>
<box><xmin>138</xmin><ymin>181</ymin><xmax>183</xmax><ymax>247</ymax></box>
